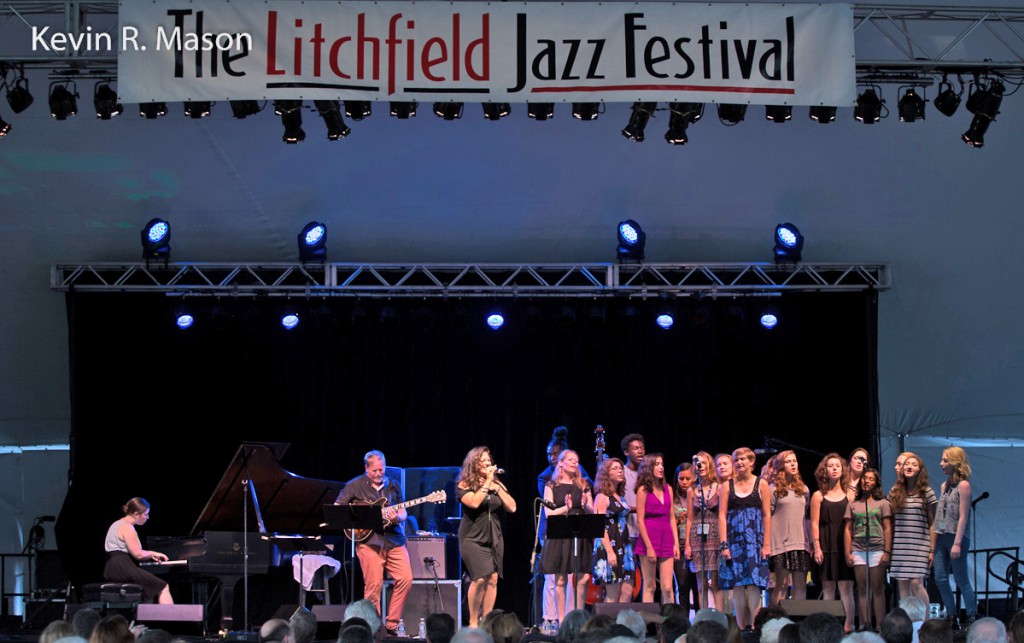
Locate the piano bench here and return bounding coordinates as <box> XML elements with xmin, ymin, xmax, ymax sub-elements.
<box><xmin>81</xmin><ymin>582</ymin><xmax>144</xmax><ymax>612</ymax></box>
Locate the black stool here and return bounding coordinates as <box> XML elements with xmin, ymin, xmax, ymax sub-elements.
<box><xmin>81</xmin><ymin>582</ymin><xmax>143</xmax><ymax>616</ymax></box>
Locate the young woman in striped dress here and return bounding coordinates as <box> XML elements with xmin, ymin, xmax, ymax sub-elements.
<box><xmin>888</xmin><ymin>453</ymin><xmax>937</xmax><ymax>604</ymax></box>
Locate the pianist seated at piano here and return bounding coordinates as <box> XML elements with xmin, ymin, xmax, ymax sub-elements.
<box><xmin>103</xmin><ymin>497</ymin><xmax>174</xmax><ymax>604</ymax></box>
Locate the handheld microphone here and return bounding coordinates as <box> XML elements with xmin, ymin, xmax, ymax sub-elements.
<box><xmin>540</xmin><ymin>498</ymin><xmax>558</xmax><ymax>510</ymax></box>
<box><xmin>692</xmin><ymin>455</ymin><xmax>700</xmax><ymax>464</ymax></box>
<box><xmin>423</xmin><ymin>556</ymin><xmax>436</xmax><ymax>565</ymax></box>
<box><xmin>753</xmin><ymin>448</ymin><xmax>778</xmax><ymax>456</ymax></box>
<box><xmin>495</xmin><ymin>468</ymin><xmax>506</xmax><ymax>474</ymax></box>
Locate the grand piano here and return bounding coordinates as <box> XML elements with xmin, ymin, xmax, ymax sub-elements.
<box><xmin>144</xmin><ymin>442</ymin><xmax>343</xmax><ymax>632</ymax></box>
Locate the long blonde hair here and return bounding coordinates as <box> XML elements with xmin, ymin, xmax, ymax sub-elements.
<box><xmin>549</xmin><ymin>449</ymin><xmax>588</xmax><ymax>490</ymax></box>
<box><xmin>772</xmin><ymin>450</ymin><xmax>807</xmax><ymax>498</ymax></box>
<box><xmin>943</xmin><ymin>446</ymin><xmax>972</xmax><ymax>484</ymax></box>
<box><xmin>889</xmin><ymin>452</ymin><xmax>931</xmax><ymax>511</ymax></box>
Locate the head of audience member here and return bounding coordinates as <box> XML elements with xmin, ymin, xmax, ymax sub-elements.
<box><xmin>576</xmin><ymin>631</ymin><xmax>616</xmax><ymax>643</ymax></box>
<box><xmin>687</xmin><ymin>621</ymin><xmax>729</xmax><ymax>643</ymax></box>
<box><xmin>692</xmin><ymin>609</ymin><xmax>729</xmax><ymax>631</ymax></box>
<box><xmin>344</xmin><ymin>599</ymin><xmax>382</xmax><ymax>635</ymax></box>
<box><xmin>52</xmin><ymin>637</ymin><xmax>88</xmax><ymax>643</ymax></box>
<box><xmin>451</xmin><ymin>627</ymin><xmax>496</xmax><ymax>643</ymax></box>
<box><xmin>582</xmin><ymin>615</ymin><xmax>616</xmax><ymax>633</ymax></box>
<box><xmin>427</xmin><ymin>613</ymin><xmax>457</xmax><ymax>643</ymax></box>
<box><xmin>779</xmin><ymin>623</ymin><xmax>803</xmax><ymax>643</ymax></box>
<box><xmin>260</xmin><ymin>619</ymin><xmax>294</xmax><ymax>643</ymax></box>
<box><xmin>724</xmin><ymin>615</ymin><xmax>744</xmax><ymax>643</ymax></box>
<box><xmin>41</xmin><ymin>620</ymin><xmax>75</xmax><ymax>643</ymax></box>
<box><xmin>558</xmin><ymin>610</ymin><xmax>592</xmax><ymax>643</ymax></box>
<box><xmin>967</xmin><ymin>618</ymin><xmax>1008</xmax><ymax>643</ymax></box>
<box><xmin>761</xmin><ymin>618</ymin><xmax>796</xmax><ymax>643</ymax></box>
<box><xmin>481</xmin><ymin>609</ymin><xmax>525</xmax><ymax>643</ymax></box>
<box><xmin>72</xmin><ymin>608</ymin><xmax>103</xmax><ymax>639</ymax></box>
<box><xmin>616</xmin><ymin>610</ymin><xmax>646</xmax><ymax>640</ymax></box>
<box><xmin>880</xmin><ymin>609</ymin><xmax>913</xmax><ymax>643</ymax></box>
<box><xmin>840</xmin><ymin>633</ymin><xmax>885</xmax><ymax>643</ymax></box>
<box><xmin>799</xmin><ymin>613</ymin><xmax>843</xmax><ymax>643</ymax></box>
<box><xmin>289</xmin><ymin>607</ymin><xmax>317</xmax><ymax>643</ymax></box>
<box><xmin>917</xmin><ymin>620</ymin><xmax>953</xmax><ymax>643</ymax></box>
<box><xmin>1009</xmin><ymin>610</ymin><xmax>1024</xmax><ymax>643</ymax></box>
<box><xmin>755</xmin><ymin>608</ymin><xmax>789</xmax><ymax>634</ymax></box>
<box><xmin>137</xmin><ymin>629</ymin><xmax>173</xmax><ymax>643</ymax></box>
<box><xmin>660</xmin><ymin>614</ymin><xmax>691</xmax><ymax>643</ymax></box>
<box><xmin>661</xmin><ymin>604</ymin><xmax>689</xmax><ymax>620</ymax></box>
<box><xmin>607</xmin><ymin>636</ymin><xmax>641</xmax><ymax>643</ymax></box>
<box><xmin>338</xmin><ymin>621</ymin><xmax>375</xmax><ymax>643</ymax></box>
<box><xmin>88</xmin><ymin>615</ymin><xmax>134</xmax><ymax>643</ymax></box>
<box><xmin>898</xmin><ymin>597</ymin><xmax>928</xmax><ymax>624</ymax></box>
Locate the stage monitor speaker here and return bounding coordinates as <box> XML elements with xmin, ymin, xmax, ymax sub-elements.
<box><xmin>592</xmin><ymin>602</ymin><xmax>662</xmax><ymax>618</ymax></box>
<box><xmin>780</xmin><ymin>599</ymin><xmax>845</xmax><ymax>619</ymax></box>
<box><xmin>312</xmin><ymin>604</ymin><xmax>348</xmax><ymax>639</ymax></box>
<box><xmin>408</xmin><ymin>537</ymin><xmax>448</xmax><ymax>580</ymax></box>
<box><xmin>136</xmin><ymin>604</ymin><xmax>205</xmax><ymax>635</ymax></box>
<box><xmin>383</xmin><ymin>580</ymin><xmax>461</xmax><ymax>626</ymax></box>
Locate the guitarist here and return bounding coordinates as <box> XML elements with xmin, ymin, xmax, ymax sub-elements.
<box><xmin>335</xmin><ymin>450</ymin><xmax>413</xmax><ymax>637</ymax></box>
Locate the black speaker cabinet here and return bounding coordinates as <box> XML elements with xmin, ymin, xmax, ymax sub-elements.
<box><xmin>383</xmin><ymin>580</ymin><xmax>461</xmax><ymax>626</ymax></box>
<box><xmin>312</xmin><ymin>604</ymin><xmax>349</xmax><ymax>639</ymax></box>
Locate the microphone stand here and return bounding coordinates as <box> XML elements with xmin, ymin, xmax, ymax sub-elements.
<box><xmin>693</xmin><ymin>461</ymin><xmax>710</xmax><ymax>610</ymax></box>
<box><xmin>970</xmin><ymin>491</ymin><xmax>988</xmax><ymax>608</ymax></box>
<box><xmin>862</xmin><ymin>493</ymin><xmax>872</xmax><ymax>630</ymax></box>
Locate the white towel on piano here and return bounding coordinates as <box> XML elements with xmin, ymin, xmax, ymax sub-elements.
<box><xmin>292</xmin><ymin>554</ymin><xmax>341</xmax><ymax>591</ymax></box>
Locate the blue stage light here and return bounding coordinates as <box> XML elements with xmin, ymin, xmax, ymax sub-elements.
<box><xmin>617</xmin><ymin>219</ymin><xmax>646</xmax><ymax>262</ymax></box>
<box><xmin>176</xmin><ymin>313</ymin><xmax>195</xmax><ymax>330</ymax></box>
<box><xmin>760</xmin><ymin>313</ymin><xmax>779</xmax><ymax>329</ymax></box>
<box><xmin>773</xmin><ymin>222</ymin><xmax>803</xmax><ymax>264</ymax></box>
<box><xmin>486</xmin><ymin>314</ymin><xmax>504</xmax><ymax>330</ymax></box>
<box><xmin>281</xmin><ymin>313</ymin><xmax>300</xmax><ymax>330</ymax></box>
<box><xmin>656</xmin><ymin>314</ymin><xmax>674</xmax><ymax>330</ymax></box>
<box><xmin>298</xmin><ymin>221</ymin><xmax>327</xmax><ymax>261</ymax></box>
<box><xmin>141</xmin><ymin>218</ymin><xmax>171</xmax><ymax>261</ymax></box>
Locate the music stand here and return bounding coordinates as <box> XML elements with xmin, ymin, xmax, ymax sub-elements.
<box><xmin>322</xmin><ymin>504</ymin><xmax>384</xmax><ymax>604</ymax></box>
<box><xmin>546</xmin><ymin>514</ymin><xmax>606</xmax><ymax>610</ymax></box>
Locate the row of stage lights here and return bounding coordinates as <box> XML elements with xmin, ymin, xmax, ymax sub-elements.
<box><xmin>0</xmin><ymin>72</ymin><xmax>1007</xmax><ymax>148</ymax></box>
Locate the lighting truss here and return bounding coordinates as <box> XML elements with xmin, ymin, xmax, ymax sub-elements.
<box><xmin>51</xmin><ymin>262</ymin><xmax>891</xmax><ymax>297</ymax></box>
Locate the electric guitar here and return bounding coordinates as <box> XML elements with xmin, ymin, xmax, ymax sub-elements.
<box><xmin>343</xmin><ymin>490</ymin><xmax>447</xmax><ymax>541</ymax></box>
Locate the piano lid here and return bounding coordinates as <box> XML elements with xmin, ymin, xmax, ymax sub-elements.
<box><xmin>191</xmin><ymin>442</ymin><xmax>344</xmax><ymax>536</ymax></box>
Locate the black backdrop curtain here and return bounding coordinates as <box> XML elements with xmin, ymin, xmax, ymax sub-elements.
<box><xmin>56</xmin><ymin>290</ymin><xmax>878</xmax><ymax>623</ymax></box>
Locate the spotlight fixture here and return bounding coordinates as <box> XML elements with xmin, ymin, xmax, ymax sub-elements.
<box><xmin>809</xmin><ymin>105</ymin><xmax>837</xmax><ymax>123</ymax></box>
<box><xmin>314</xmin><ymin>100</ymin><xmax>350</xmax><ymax>140</ymax></box>
<box><xmin>433</xmin><ymin>102</ymin><xmax>464</xmax><ymax>120</ymax></box>
<box><xmin>482</xmin><ymin>102</ymin><xmax>511</xmax><ymax>120</ymax></box>
<box><xmin>760</xmin><ymin>312</ymin><xmax>779</xmax><ymax>329</ymax></box>
<box><xmin>281</xmin><ymin>313</ymin><xmax>300</xmax><ymax>330</ymax></box>
<box><xmin>572</xmin><ymin>103</ymin><xmax>600</xmax><ymax>120</ymax></box>
<box><xmin>773</xmin><ymin>222</ymin><xmax>804</xmax><ymax>264</ymax></box>
<box><xmin>184</xmin><ymin>101</ymin><xmax>211</xmax><ymax>118</ymax></box>
<box><xmin>616</xmin><ymin>219</ymin><xmax>646</xmax><ymax>263</ymax></box>
<box><xmin>765</xmin><ymin>105</ymin><xmax>792</xmax><ymax>123</ymax></box>
<box><xmin>897</xmin><ymin>87</ymin><xmax>925</xmax><ymax>122</ymax></box>
<box><xmin>344</xmin><ymin>101</ymin><xmax>371</xmax><ymax>120</ymax></box>
<box><xmin>655</xmin><ymin>313</ymin><xmax>675</xmax><ymax>330</ymax></box>
<box><xmin>717</xmin><ymin>103</ymin><xmax>747</xmax><ymax>124</ymax></box>
<box><xmin>962</xmin><ymin>79</ymin><xmax>1005</xmax><ymax>148</ymax></box>
<box><xmin>297</xmin><ymin>221</ymin><xmax>327</xmax><ymax>261</ymax></box>
<box><xmin>527</xmin><ymin>103</ymin><xmax>554</xmax><ymax>120</ymax></box>
<box><xmin>274</xmin><ymin>100</ymin><xmax>305</xmax><ymax>144</ymax></box>
<box><xmin>139</xmin><ymin>102</ymin><xmax>167</xmax><ymax>119</ymax></box>
<box><xmin>486</xmin><ymin>313</ymin><xmax>505</xmax><ymax>330</ymax></box>
<box><xmin>141</xmin><ymin>218</ymin><xmax>171</xmax><ymax>262</ymax></box>
<box><xmin>0</xmin><ymin>113</ymin><xmax>10</xmax><ymax>138</ymax></box>
<box><xmin>664</xmin><ymin>102</ymin><xmax>703</xmax><ymax>145</ymax></box>
<box><xmin>390</xmin><ymin>101</ymin><xmax>418</xmax><ymax>119</ymax></box>
<box><xmin>175</xmin><ymin>308</ymin><xmax>195</xmax><ymax>330</ymax></box>
<box><xmin>92</xmin><ymin>82</ymin><xmax>122</xmax><ymax>119</ymax></box>
<box><xmin>229</xmin><ymin>100</ymin><xmax>261</xmax><ymax>119</ymax></box>
<box><xmin>48</xmin><ymin>82</ymin><xmax>78</xmax><ymax>120</ymax></box>
<box><xmin>933</xmin><ymin>75</ymin><xmax>962</xmax><ymax>117</ymax></box>
<box><xmin>854</xmin><ymin>87</ymin><xmax>883</xmax><ymax>124</ymax></box>
<box><xmin>622</xmin><ymin>102</ymin><xmax>656</xmax><ymax>142</ymax></box>
<box><xmin>5</xmin><ymin>75</ymin><xmax>33</xmax><ymax>114</ymax></box>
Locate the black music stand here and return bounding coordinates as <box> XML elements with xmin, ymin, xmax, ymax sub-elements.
<box><xmin>322</xmin><ymin>504</ymin><xmax>384</xmax><ymax>604</ymax></box>
<box><xmin>546</xmin><ymin>514</ymin><xmax>606</xmax><ymax>610</ymax></box>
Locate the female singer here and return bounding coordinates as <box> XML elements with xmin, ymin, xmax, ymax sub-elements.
<box><xmin>847</xmin><ymin>448</ymin><xmax>870</xmax><ymax>502</ymax></box>
<box><xmin>103</xmin><ymin>498</ymin><xmax>173</xmax><ymax>604</ymax></box>
<box><xmin>844</xmin><ymin>468</ymin><xmax>892</xmax><ymax>630</ymax></box>
<box><xmin>768</xmin><ymin>450</ymin><xmax>810</xmax><ymax>607</ymax></box>
<box><xmin>592</xmin><ymin>458</ymin><xmax>634</xmax><ymax>603</ymax></box>
<box><xmin>634</xmin><ymin>453</ymin><xmax>679</xmax><ymax>604</ymax></box>
<box><xmin>934</xmin><ymin>446</ymin><xmax>977</xmax><ymax>625</ymax></box>
<box><xmin>888</xmin><ymin>452</ymin><xmax>937</xmax><ymax>604</ymax></box>
<box><xmin>673</xmin><ymin>462</ymin><xmax>698</xmax><ymax>614</ymax></box>
<box><xmin>719</xmin><ymin>448</ymin><xmax>771</xmax><ymax>629</ymax></box>
<box><xmin>810</xmin><ymin>453</ymin><xmax>856</xmax><ymax>633</ymax></box>
<box><xmin>686</xmin><ymin>451</ymin><xmax>722</xmax><ymax>612</ymax></box>
<box><xmin>457</xmin><ymin>446</ymin><xmax>517</xmax><ymax>627</ymax></box>
<box><xmin>539</xmin><ymin>449</ymin><xmax>593</xmax><ymax>623</ymax></box>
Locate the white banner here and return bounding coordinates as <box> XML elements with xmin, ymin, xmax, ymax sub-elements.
<box><xmin>111</xmin><ymin>1</ymin><xmax>855</xmax><ymax>105</ymax></box>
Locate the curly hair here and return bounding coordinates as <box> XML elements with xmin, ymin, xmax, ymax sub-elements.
<box><xmin>814</xmin><ymin>453</ymin><xmax>850</xmax><ymax>493</ymax></box>
<box><xmin>942</xmin><ymin>446</ymin><xmax>972</xmax><ymax>484</ymax></box>
<box><xmin>772</xmin><ymin>451</ymin><xmax>807</xmax><ymax>499</ymax></box>
<box><xmin>854</xmin><ymin>468</ymin><xmax>885</xmax><ymax>501</ymax></box>
<box><xmin>456</xmin><ymin>446</ymin><xmax>491</xmax><ymax>491</ymax></box>
<box><xmin>595</xmin><ymin>457</ymin><xmax>626</xmax><ymax>498</ymax></box>
<box><xmin>635</xmin><ymin>453</ymin><xmax>666</xmax><ymax>494</ymax></box>
<box><xmin>888</xmin><ymin>453</ymin><xmax>931</xmax><ymax>512</ymax></box>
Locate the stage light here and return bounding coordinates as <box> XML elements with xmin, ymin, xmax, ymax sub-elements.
<box><xmin>962</xmin><ymin>114</ymin><xmax>991</xmax><ymax>148</ymax></box>
<box><xmin>854</xmin><ymin>88</ymin><xmax>883</xmax><ymax>124</ymax></box>
<box><xmin>760</xmin><ymin>313</ymin><xmax>779</xmax><ymax>329</ymax></box>
<box><xmin>274</xmin><ymin>100</ymin><xmax>305</xmax><ymax>144</ymax></box>
<box><xmin>48</xmin><ymin>82</ymin><xmax>78</xmax><ymax>120</ymax></box>
<box><xmin>897</xmin><ymin>87</ymin><xmax>925</xmax><ymax>122</ymax></box>
<box><xmin>93</xmin><ymin>83</ymin><xmax>122</xmax><ymax>119</ymax></box>
<box><xmin>482</xmin><ymin>102</ymin><xmax>510</xmax><ymax>120</ymax></box>
<box><xmin>281</xmin><ymin>313</ymin><xmax>300</xmax><ymax>330</ymax></box>
<box><xmin>572</xmin><ymin>103</ymin><xmax>600</xmax><ymax>120</ymax></box>
<box><xmin>962</xmin><ymin>78</ymin><xmax>1004</xmax><ymax>148</ymax></box>
<box><xmin>5</xmin><ymin>75</ymin><xmax>33</xmax><ymax>114</ymax></box>
<box><xmin>717</xmin><ymin>103</ymin><xmax>747</xmax><ymax>124</ymax></box>
<box><xmin>527</xmin><ymin>103</ymin><xmax>554</xmax><ymax>120</ymax></box>
<box><xmin>229</xmin><ymin>100</ymin><xmax>261</xmax><ymax>119</ymax></box>
<box><xmin>315</xmin><ymin>100</ymin><xmax>350</xmax><ymax>140</ymax></box>
<box><xmin>617</xmin><ymin>219</ymin><xmax>646</xmax><ymax>263</ymax></box>
<box><xmin>390</xmin><ymin>101</ymin><xmax>418</xmax><ymax>119</ymax></box>
<box><xmin>175</xmin><ymin>311</ymin><xmax>195</xmax><ymax>330</ymax></box>
<box><xmin>139</xmin><ymin>102</ymin><xmax>167</xmax><ymax>119</ymax></box>
<box><xmin>298</xmin><ymin>221</ymin><xmax>327</xmax><ymax>261</ymax></box>
<box><xmin>486</xmin><ymin>313</ymin><xmax>505</xmax><ymax>330</ymax></box>
<box><xmin>0</xmin><ymin>113</ymin><xmax>9</xmax><ymax>138</ymax></box>
<box><xmin>773</xmin><ymin>222</ymin><xmax>804</xmax><ymax>264</ymax></box>
<box><xmin>656</xmin><ymin>313</ymin><xmax>674</xmax><ymax>330</ymax></box>
<box><xmin>433</xmin><ymin>102</ymin><xmax>464</xmax><ymax>120</ymax></box>
<box><xmin>765</xmin><ymin>105</ymin><xmax>792</xmax><ymax>123</ymax></box>
<box><xmin>809</xmin><ymin>105</ymin><xmax>837</xmax><ymax>124</ymax></box>
<box><xmin>934</xmin><ymin>76</ymin><xmax>962</xmax><ymax>117</ymax></box>
<box><xmin>622</xmin><ymin>102</ymin><xmax>656</xmax><ymax>142</ymax></box>
<box><xmin>184</xmin><ymin>101</ymin><xmax>211</xmax><ymax>118</ymax></box>
<box><xmin>344</xmin><ymin>101</ymin><xmax>372</xmax><ymax>120</ymax></box>
<box><xmin>665</xmin><ymin>103</ymin><xmax>702</xmax><ymax>145</ymax></box>
<box><xmin>141</xmin><ymin>218</ymin><xmax>171</xmax><ymax>261</ymax></box>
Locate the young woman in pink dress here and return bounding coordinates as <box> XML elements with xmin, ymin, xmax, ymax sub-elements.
<box><xmin>634</xmin><ymin>453</ymin><xmax>679</xmax><ymax>604</ymax></box>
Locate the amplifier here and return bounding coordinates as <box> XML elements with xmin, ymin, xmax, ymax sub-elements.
<box><xmin>382</xmin><ymin>580</ymin><xmax>462</xmax><ymax>626</ymax></box>
<box><xmin>407</xmin><ymin>536</ymin><xmax>458</xmax><ymax>580</ymax></box>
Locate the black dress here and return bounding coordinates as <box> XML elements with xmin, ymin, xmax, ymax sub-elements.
<box><xmin>457</xmin><ymin>486</ymin><xmax>506</xmax><ymax>580</ymax></box>
<box><xmin>539</xmin><ymin>482</ymin><xmax>594</xmax><ymax>574</ymax></box>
